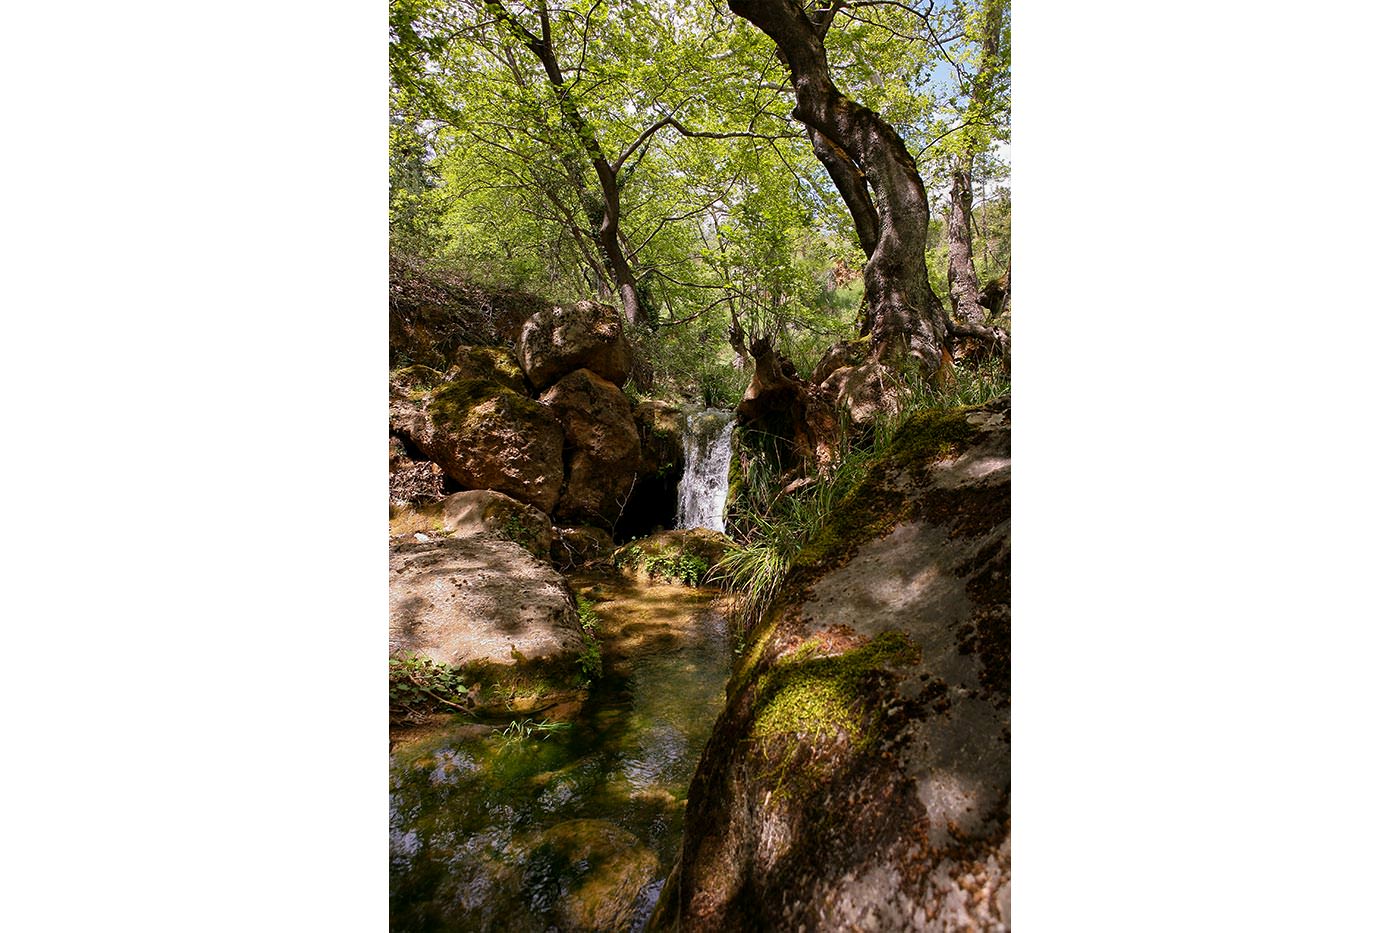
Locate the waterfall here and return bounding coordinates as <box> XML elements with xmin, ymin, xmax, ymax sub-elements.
<box><xmin>676</xmin><ymin>408</ymin><xmax>736</xmax><ymax>533</ymax></box>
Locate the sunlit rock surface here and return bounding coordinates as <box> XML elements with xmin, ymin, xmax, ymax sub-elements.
<box><xmin>651</xmin><ymin>397</ymin><xmax>1011</xmax><ymax>932</ymax></box>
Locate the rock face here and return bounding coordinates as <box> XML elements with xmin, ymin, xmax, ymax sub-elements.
<box><xmin>517</xmin><ymin>299</ymin><xmax>632</xmax><ymax>391</ymax></box>
<box><xmin>389</xmin><ymin>435</ymin><xmax>445</xmax><ymax>506</ymax></box>
<box><xmin>390</xmin><ymin>365</ymin><xmax>565</xmax><ymax>514</ymax></box>
<box><xmin>540</xmin><ymin>368</ymin><xmax>642</xmax><ymax>528</ymax></box>
<box><xmin>389</xmin><ymin>536</ymin><xmax>583</xmax><ymax>670</ymax></box>
<box><xmin>650</xmin><ymin>399</ymin><xmax>1011</xmax><ymax>932</ymax></box>
<box><xmin>438</xmin><ymin>489</ymin><xmax>552</xmax><ymax>561</ymax></box>
<box><xmin>617</xmin><ymin>400</ymin><xmax>685</xmax><ymax>540</ymax></box>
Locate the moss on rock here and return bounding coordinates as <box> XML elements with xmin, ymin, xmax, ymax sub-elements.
<box><xmin>751</xmin><ymin>630</ymin><xmax>918</xmax><ymax>745</ymax></box>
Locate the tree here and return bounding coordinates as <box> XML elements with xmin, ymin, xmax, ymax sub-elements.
<box><xmin>727</xmin><ymin>0</ymin><xmax>949</xmax><ymax>375</ymax></box>
<box><xmin>945</xmin><ymin>0</ymin><xmax>1009</xmax><ymax>328</ymax></box>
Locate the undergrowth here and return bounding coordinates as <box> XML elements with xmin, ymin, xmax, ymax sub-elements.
<box><xmin>390</xmin><ymin>656</ymin><xmax>474</xmax><ymax>719</ymax></box>
<box><xmin>714</xmin><ymin>360</ymin><xmax>1006</xmax><ymax>635</ymax></box>
<box><xmin>576</xmin><ymin>597</ymin><xmax>603</xmax><ymax>682</ymax></box>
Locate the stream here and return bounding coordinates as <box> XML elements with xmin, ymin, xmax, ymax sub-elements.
<box><xmin>389</xmin><ymin>575</ymin><xmax>733</xmax><ymax>932</ymax></box>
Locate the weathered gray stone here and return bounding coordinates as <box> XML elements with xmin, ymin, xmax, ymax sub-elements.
<box><xmin>651</xmin><ymin>398</ymin><xmax>1010</xmax><ymax>932</ymax></box>
<box><xmin>389</xmin><ymin>536</ymin><xmax>582</xmax><ymax>670</ymax></box>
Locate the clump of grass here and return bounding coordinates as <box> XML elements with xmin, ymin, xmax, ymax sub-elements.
<box><xmin>715</xmin><ymin>361</ymin><xmax>1003</xmax><ymax>635</ymax></box>
<box><xmin>496</xmin><ymin>718</ymin><xmax>572</xmax><ymax>741</ymax></box>
<box><xmin>575</xmin><ymin>597</ymin><xmax>603</xmax><ymax>682</ymax></box>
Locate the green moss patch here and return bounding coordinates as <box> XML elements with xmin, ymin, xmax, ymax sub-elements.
<box><xmin>750</xmin><ymin>630</ymin><xmax>918</xmax><ymax>745</ymax></box>
<box><xmin>427</xmin><ymin>377</ymin><xmax>542</xmax><ymax>432</ymax></box>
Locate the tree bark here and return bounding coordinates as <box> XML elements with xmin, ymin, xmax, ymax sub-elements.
<box><xmin>729</xmin><ymin>0</ymin><xmax>946</xmax><ymax>373</ymax></box>
<box><xmin>945</xmin><ymin>0</ymin><xmax>1005</xmax><ymax>329</ymax></box>
<box><xmin>947</xmin><ymin>165</ymin><xmax>985</xmax><ymax>325</ymax></box>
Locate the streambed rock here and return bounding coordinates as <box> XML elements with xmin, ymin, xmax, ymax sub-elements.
<box><xmin>389</xmin><ymin>536</ymin><xmax>582</xmax><ymax>671</ymax></box>
<box><xmin>650</xmin><ymin>398</ymin><xmax>1011</xmax><ymax>932</ymax></box>
<box><xmin>510</xmin><ymin>820</ymin><xmax>660</xmax><ymax>932</ymax></box>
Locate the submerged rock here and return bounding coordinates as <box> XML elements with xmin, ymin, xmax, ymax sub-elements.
<box><xmin>517</xmin><ymin>299</ymin><xmax>632</xmax><ymax>391</ymax></box>
<box><xmin>389</xmin><ymin>536</ymin><xmax>582</xmax><ymax>671</ymax></box>
<box><xmin>510</xmin><ymin>820</ymin><xmax>660</xmax><ymax>932</ymax></box>
<box><xmin>651</xmin><ymin>398</ymin><xmax>1011</xmax><ymax>932</ymax></box>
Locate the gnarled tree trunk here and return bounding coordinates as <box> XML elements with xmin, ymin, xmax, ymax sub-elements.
<box><xmin>729</xmin><ymin>0</ymin><xmax>946</xmax><ymax>374</ymax></box>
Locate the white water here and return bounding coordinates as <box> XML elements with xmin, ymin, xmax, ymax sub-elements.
<box><xmin>676</xmin><ymin>408</ymin><xmax>736</xmax><ymax>533</ymax></box>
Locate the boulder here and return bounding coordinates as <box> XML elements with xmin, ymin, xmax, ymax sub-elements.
<box><xmin>517</xmin><ymin>299</ymin><xmax>632</xmax><ymax>390</ymax></box>
<box><xmin>389</xmin><ymin>536</ymin><xmax>582</xmax><ymax>671</ymax></box>
<box><xmin>613</xmin><ymin>529</ymin><xmax>733</xmax><ymax>587</ymax></box>
<box><xmin>447</xmin><ymin>345</ymin><xmax>528</xmax><ymax>395</ymax></box>
<box><xmin>650</xmin><ymin>399</ymin><xmax>1011</xmax><ymax>932</ymax></box>
<box><xmin>390</xmin><ymin>367</ymin><xmax>565</xmax><ymax>515</ymax></box>
<box><xmin>540</xmin><ymin>369</ymin><xmax>642</xmax><ymax>528</ymax></box>
<box><xmin>819</xmin><ymin>359</ymin><xmax>893</xmax><ymax>429</ymax></box>
<box><xmin>438</xmin><ymin>489</ymin><xmax>552</xmax><ymax>560</ymax></box>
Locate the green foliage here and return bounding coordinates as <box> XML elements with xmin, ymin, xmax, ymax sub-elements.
<box><xmin>496</xmin><ymin>511</ymin><xmax>535</xmax><ymax>551</ymax></box>
<box><xmin>496</xmin><ymin>718</ymin><xmax>572</xmax><ymax>742</ymax></box>
<box><xmin>389</xmin><ymin>656</ymin><xmax>472</xmax><ymax>717</ymax></box>
<box><xmin>615</xmin><ymin>545</ymin><xmax>709</xmax><ymax>587</ymax></box>
<box><xmin>717</xmin><ymin>367</ymin><xmax>1003</xmax><ymax>634</ymax></box>
<box><xmin>575</xmin><ymin>597</ymin><xmax>603</xmax><ymax>682</ymax></box>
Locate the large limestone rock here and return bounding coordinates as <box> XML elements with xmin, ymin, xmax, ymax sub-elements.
<box><xmin>540</xmin><ymin>368</ymin><xmax>642</xmax><ymax>528</ymax></box>
<box><xmin>390</xmin><ymin>365</ymin><xmax>565</xmax><ymax>514</ymax></box>
<box><xmin>517</xmin><ymin>299</ymin><xmax>632</xmax><ymax>390</ymax></box>
<box><xmin>439</xmin><ymin>489</ymin><xmax>552</xmax><ymax>561</ymax></box>
<box><xmin>389</xmin><ymin>536</ymin><xmax>582</xmax><ymax>670</ymax></box>
<box><xmin>650</xmin><ymin>399</ymin><xmax>1011</xmax><ymax>932</ymax></box>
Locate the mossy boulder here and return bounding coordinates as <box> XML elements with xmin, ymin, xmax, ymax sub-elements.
<box><xmin>448</xmin><ymin>345</ymin><xmax>528</xmax><ymax>395</ymax></box>
<box><xmin>540</xmin><ymin>368</ymin><xmax>642</xmax><ymax>528</ymax></box>
<box><xmin>390</xmin><ymin>366</ymin><xmax>565</xmax><ymax>514</ymax></box>
<box><xmin>613</xmin><ymin>529</ymin><xmax>733</xmax><ymax>587</ymax></box>
<box><xmin>389</xmin><ymin>535</ymin><xmax>583</xmax><ymax>674</ymax></box>
<box><xmin>517</xmin><ymin>299</ymin><xmax>632</xmax><ymax>391</ymax></box>
<box><xmin>651</xmin><ymin>398</ymin><xmax>1010</xmax><ymax>933</ymax></box>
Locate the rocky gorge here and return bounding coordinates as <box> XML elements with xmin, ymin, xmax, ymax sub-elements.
<box><xmin>388</xmin><ymin>283</ymin><xmax>1011</xmax><ymax>931</ymax></box>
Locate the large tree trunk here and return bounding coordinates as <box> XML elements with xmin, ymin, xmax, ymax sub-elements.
<box><xmin>729</xmin><ymin>0</ymin><xmax>946</xmax><ymax>373</ymax></box>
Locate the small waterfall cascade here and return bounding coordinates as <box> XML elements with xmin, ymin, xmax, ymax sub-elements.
<box><xmin>676</xmin><ymin>408</ymin><xmax>737</xmax><ymax>532</ymax></box>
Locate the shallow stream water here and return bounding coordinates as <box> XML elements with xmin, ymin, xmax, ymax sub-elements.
<box><xmin>389</xmin><ymin>576</ymin><xmax>732</xmax><ymax>932</ymax></box>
